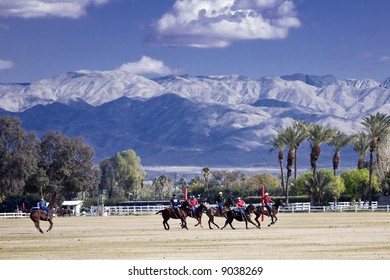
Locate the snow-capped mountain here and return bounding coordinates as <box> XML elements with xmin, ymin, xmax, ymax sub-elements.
<box><xmin>0</xmin><ymin>71</ymin><xmax>389</xmax><ymax>169</ymax></box>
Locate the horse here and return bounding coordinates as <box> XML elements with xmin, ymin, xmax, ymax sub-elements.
<box><xmin>220</xmin><ymin>204</ymin><xmax>260</xmax><ymax>230</ymax></box>
<box><xmin>254</xmin><ymin>199</ymin><xmax>285</xmax><ymax>227</ymax></box>
<box><xmin>156</xmin><ymin>200</ymin><xmax>192</xmax><ymax>230</ymax></box>
<box><xmin>205</xmin><ymin>205</ymin><xmax>230</xmax><ymax>229</ymax></box>
<box><xmin>205</xmin><ymin>196</ymin><xmax>235</xmax><ymax>229</ymax></box>
<box><xmin>185</xmin><ymin>202</ymin><xmax>208</xmax><ymax>228</ymax></box>
<box><xmin>30</xmin><ymin>202</ymin><xmax>58</xmax><ymax>233</ymax></box>
<box><xmin>59</xmin><ymin>207</ymin><xmax>72</xmax><ymax>217</ymax></box>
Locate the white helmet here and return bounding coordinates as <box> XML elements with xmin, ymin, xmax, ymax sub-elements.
<box><xmin>265</xmin><ymin>192</ymin><xmax>269</xmax><ymax>196</ymax></box>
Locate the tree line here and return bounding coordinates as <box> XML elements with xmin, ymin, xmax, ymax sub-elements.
<box><xmin>0</xmin><ymin>112</ymin><xmax>390</xmax><ymax>211</ymax></box>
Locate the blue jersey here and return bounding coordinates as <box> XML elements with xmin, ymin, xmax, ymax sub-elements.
<box><xmin>170</xmin><ymin>198</ymin><xmax>180</xmax><ymax>208</ymax></box>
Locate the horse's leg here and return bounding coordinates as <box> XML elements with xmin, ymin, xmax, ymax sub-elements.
<box><xmin>246</xmin><ymin>216</ymin><xmax>260</xmax><ymax>229</ymax></box>
<box><xmin>268</xmin><ymin>215</ymin><xmax>274</xmax><ymax>227</ymax></box>
<box><xmin>254</xmin><ymin>214</ymin><xmax>261</xmax><ymax>229</ymax></box>
<box><xmin>210</xmin><ymin>217</ymin><xmax>220</xmax><ymax>229</ymax></box>
<box><xmin>35</xmin><ymin>220</ymin><xmax>44</xmax><ymax>234</ymax></box>
<box><xmin>47</xmin><ymin>219</ymin><xmax>53</xmax><ymax>232</ymax></box>
<box><xmin>163</xmin><ymin>219</ymin><xmax>170</xmax><ymax>230</ymax></box>
<box><xmin>221</xmin><ymin>217</ymin><xmax>235</xmax><ymax>230</ymax></box>
<box><xmin>181</xmin><ymin>217</ymin><xmax>188</xmax><ymax>230</ymax></box>
<box><xmin>163</xmin><ymin>216</ymin><xmax>170</xmax><ymax>230</ymax></box>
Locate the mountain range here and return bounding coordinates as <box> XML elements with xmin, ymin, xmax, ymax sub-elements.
<box><xmin>1</xmin><ymin>70</ymin><xmax>389</xmax><ymax>172</ymax></box>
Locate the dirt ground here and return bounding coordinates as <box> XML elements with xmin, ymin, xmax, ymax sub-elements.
<box><xmin>1</xmin><ymin>212</ymin><xmax>390</xmax><ymax>260</ymax></box>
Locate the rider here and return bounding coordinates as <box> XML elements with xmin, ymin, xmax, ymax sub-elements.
<box><xmin>216</xmin><ymin>191</ymin><xmax>224</xmax><ymax>215</ymax></box>
<box><xmin>189</xmin><ymin>195</ymin><xmax>198</xmax><ymax>217</ymax></box>
<box><xmin>235</xmin><ymin>197</ymin><xmax>246</xmax><ymax>218</ymax></box>
<box><xmin>263</xmin><ymin>192</ymin><xmax>274</xmax><ymax>216</ymax></box>
<box><xmin>170</xmin><ymin>194</ymin><xmax>181</xmax><ymax>218</ymax></box>
<box><xmin>38</xmin><ymin>196</ymin><xmax>50</xmax><ymax>220</ymax></box>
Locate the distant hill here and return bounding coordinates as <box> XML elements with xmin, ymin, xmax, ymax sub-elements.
<box><xmin>1</xmin><ymin>70</ymin><xmax>389</xmax><ymax>170</ymax></box>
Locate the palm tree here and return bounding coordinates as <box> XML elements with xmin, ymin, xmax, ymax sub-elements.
<box><xmin>280</xmin><ymin>126</ymin><xmax>297</xmax><ymax>204</ymax></box>
<box><xmin>361</xmin><ymin>112</ymin><xmax>390</xmax><ymax>206</ymax></box>
<box><xmin>268</xmin><ymin>132</ymin><xmax>286</xmax><ymax>193</ymax></box>
<box><xmin>278</xmin><ymin>121</ymin><xmax>309</xmax><ymax>203</ymax></box>
<box><xmin>328</xmin><ymin>131</ymin><xmax>354</xmax><ymax>175</ymax></box>
<box><xmin>291</xmin><ymin>120</ymin><xmax>310</xmax><ymax>179</ymax></box>
<box><xmin>201</xmin><ymin>167</ymin><xmax>212</xmax><ymax>189</ymax></box>
<box><xmin>352</xmin><ymin>131</ymin><xmax>370</xmax><ymax>169</ymax></box>
<box><xmin>307</xmin><ymin>123</ymin><xmax>336</xmax><ymax>204</ymax></box>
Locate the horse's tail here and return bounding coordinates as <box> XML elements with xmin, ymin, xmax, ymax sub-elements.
<box><xmin>156</xmin><ymin>210</ymin><xmax>163</xmax><ymax>215</ymax></box>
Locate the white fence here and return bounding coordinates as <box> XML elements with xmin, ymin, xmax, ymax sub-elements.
<box><xmin>2</xmin><ymin>202</ymin><xmax>390</xmax><ymax>218</ymax></box>
<box><xmin>284</xmin><ymin>201</ymin><xmax>388</xmax><ymax>213</ymax></box>
<box><xmin>0</xmin><ymin>212</ymin><xmax>30</xmax><ymax>219</ymax></box>
<box><xmin>90</xmin><ymin>205</ymin><xmax>166</xmax><ymax>216</ymax></box>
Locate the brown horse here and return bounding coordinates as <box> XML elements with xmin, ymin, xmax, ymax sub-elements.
<box><xmin>156</xmin><ymin>200</ymin><xmax>192</xmax><ymax>230</ymax></box>
<box><xmin>206</xmin><ymin>196</ymin><xmax>235</xmax><ymax>229</ymax></box>
<box><xmin>205</xmin><ymin>205</ymin><xmax>230</xmax><ymax>229</ymax></box>
<box><xmin>254</xmin><ymin>199</ymin><xmax>285</xmax><ymax>227</ymax></box>
<box><xmin>220</xmin><ymin>204</ymin><xmax>260</xmax><ymax>230</ymax></box>
<box><xmin>185</xmin><ymin>202</ymin><xmax>208</xmax><ymax>228</ymax></box>
<box><xmin>30</xmin><ymin>202</ymin><xmax>58</xmax><ymax>233</ymax></box>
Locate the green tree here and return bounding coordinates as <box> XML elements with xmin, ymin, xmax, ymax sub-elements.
<box><xmin>340</xmin><ymin>168</ymin><xmax>379</xmax><ymax>203</ymax></box>
<box><xmin>268</xmin><ymin>132</ymin><xmax>286</xmax><ymax>193</ymax></box>
<box><xmin>33</xmin><ymin>131</ymin><xmax>99</xmax><ymax>198</ymax></box>
<box><xmin>294</xmin><ymin>169</ymin><xmax>344</xmax><ymax>205</ymax></box>
<box><xmin>328</xmin><ymin>131</ymin><xmax>354</xmax><ymax>175</ymax></box>
<box><xmin>246</xmin><ymin>173</ymin><xmax>283</xmax><ymax>195</ymax></box>
<box><xmin>361</xmin><ymin>112</ymin><xmax>390</xmax><ymax>206</ymax></box>
<box><xmin>307</xmin><ymin>124</ymin><xmax>336</xmax><ymax>204</ymax></box>
<box><xmin>201</xmin><ymin>167</ymin><xmax>212</xmax><ymax>189</ymax></box>
<box><xmin>276</xmin><ymin>121</ymin><xmax>309</xmax><ymax>203</ymax></box>
<box><xmin>352</xmin><ymin>131</ymin><xmax>370</xmax><ymax>169</ymax></box>
<box><xmin>99</xmin><ymin>158</ymin><xmax>120</xmax><ymax>199</ymax></box>
<box><xmin>113</xmin><ymin>149</ymin><xmax>147</xmax><ymax>200</ymax></box>
<box><xmin>0</xmin><ymin>116</ymin><xmax>39</xmax><ymax>201</ymax></box>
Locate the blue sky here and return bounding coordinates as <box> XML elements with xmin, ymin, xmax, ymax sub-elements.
<box><xmin>0</xmin><ymin>0</ymin><xmax>389</xmax><ymax>83</ymax></box>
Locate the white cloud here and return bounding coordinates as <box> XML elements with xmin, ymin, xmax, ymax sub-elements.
<box><xmin>0</xmin><ymin>0</ymin><xmax>111</xmax><ymax>19</ymax></box>
<box><xmin>118</xmin><ymin>56</ymin><xmax>180</xmax><ymax>76</ymax></box>
<box><xmin>379</xmin><ymin>56</ymin><xmax>390</xmax><ymax>62</ymax></box>
<box><xmin>148</xmin><ymin>0</ymin><xmax>300</xmax><ymax>48</ymax></box>
<box><xmin>0</xmin><ymin>59</ymin><xmax>14</xmax><ymax>70</ymax></box>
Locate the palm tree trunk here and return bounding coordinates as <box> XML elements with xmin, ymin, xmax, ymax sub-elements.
<box><xmin>368</xmin><ymin>150</ymin><xmax>374</xmax><ymax>207</ymax></box>
<box><xmin>310</xmin><ymin>145</ymin><xmax>321</xmax><ymax>205</ymax></box>
<box><xmin>332</xmin><ymin>151</ymin><xmax>340</xmax><ymax>176</ymax></box>
<box><xmin>278</xmin><ymin>150</ymin><xmax>285</xmax><ymax>193</ymax></box>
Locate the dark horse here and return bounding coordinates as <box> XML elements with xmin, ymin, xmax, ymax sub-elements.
<box><xmin>205</xmin><ymin>205</ymin><xmax>230</xmax><ymax>229</ymax></box>
<box><xmin>221</xmin><ymin>204</ymin><xmax>260</xmax><ymax>230</ymax></box>
<box><xmin>185</xmin><ymin>202</ymin><xmax>208</xmax><ymax>228</ymax></box>
<box><xmin>156</xmin><ymin>200</ymin><xmax>192</xmax><ymax>230</ymax></box>
<box><xmin>254</xmin><ymin>199</ymin><xmax>285</xmax><ymax>227</ymax></box>
<box><xmin>30</xmin><ymin>200</ymin><xmax>58</xmax><ymax>234</ymax></box>
<box><xmin>206</xmin><ymin>196</ymin><xmax>234</xmax><ymax>229</ymax></box>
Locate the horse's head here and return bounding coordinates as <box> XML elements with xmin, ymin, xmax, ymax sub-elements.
<box><xmin>245</xmin><ymin>204</ymin><xmax>256</xmax><ymax>213</ymax></box>
<box><xmin>275</xmin><ymin>200</ymin><xmax>286</xmax><ymax>208</ymax></box>
<box><xmin>199</xmin><ymin>202</ymin><xmax>207</xmax><ymax>212</ymax></box>
<box><xmin>224</xmin><ymin>197</ymin><xmax>234</xmax><ymax>207</ymax></box>
<box><xmin>180</xmin><ymin>200</ymin><xmax>191</xmax><ymax>209</ymax></box>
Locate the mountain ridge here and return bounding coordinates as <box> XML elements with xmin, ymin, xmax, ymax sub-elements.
<box><xmin>1</xmin><ymin>71</ymin><xmax>389</xmax><ymax>169</ymax></box>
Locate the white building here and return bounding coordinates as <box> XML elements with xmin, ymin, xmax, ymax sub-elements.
<box><xmin>61</xmin><ymin>200</ymin><xmax>84</xmax><ymax>216</ymax></box>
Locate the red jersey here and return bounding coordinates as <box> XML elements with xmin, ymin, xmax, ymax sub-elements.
<box><xmin>263</xmin><ymin>195</ymin><xmax>271</xmax><ymax>204</ymax></box>
<box><xmin>236</xmin><ymin>199</ymin><xmax>245</xmax><ymax>208</ymax></box>
<box><xmin>190</xmin><ymin>198</ymin><xmax>198</xmax><ymax>206</ymax></box>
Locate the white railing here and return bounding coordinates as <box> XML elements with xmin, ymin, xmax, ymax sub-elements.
<box><xmin>0</xmin><ymin>212</ymin><xmax>30</xmax><ymax>219</ymax></box>
<box><xmin>282</xmin><ymin>201</ymin><xmax>385</xmax><ymax>213</ymax></box>
<box><xmin>3</xmin><ymin>202</ymin><xmax>388</xmax><ymax>218</ymax></box>
<box><xmin>89</xmin><ymin>205</ymin><xmax>167</xmax><ymax>216</ymax></box>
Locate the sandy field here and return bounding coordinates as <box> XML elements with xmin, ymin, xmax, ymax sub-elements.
<box><xmin>0</xmin><ymin>212</ymin><xmax>389</xmax><ymax>260</ymax></box>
